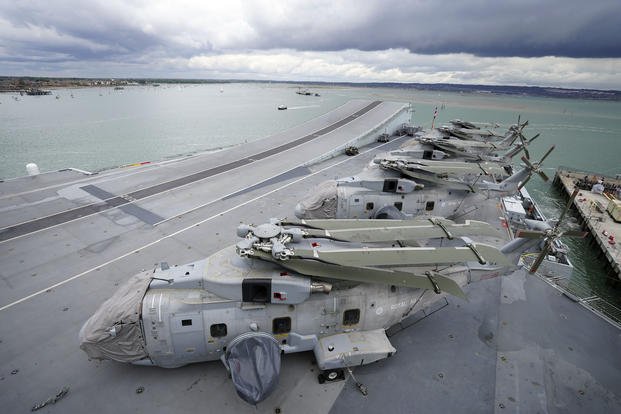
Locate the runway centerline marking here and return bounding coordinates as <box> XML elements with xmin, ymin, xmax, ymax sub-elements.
<box><xmin>0</xmin><ymin>101</ymin><xmax>381</xmax><ymax>243</ymax></box>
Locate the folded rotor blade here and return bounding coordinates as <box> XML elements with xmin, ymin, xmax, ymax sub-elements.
<box><xmin>250</xmin><ymin>250</ymin><xmax>466</xmax><ymax>299</ymax></box>
<box><xmin>279</xmin><ymin>256</ymin><xmax>468</xmax><ymax>300</ymax></box>
<box><xmin>303</xmin><ymin>220</ymin><xmax>502</xmax><ymax>242</ymax></box>
<box><xmin>301</xmin><ymin>218</ymin><xmax>415</xmax><ymax>230</ymax></box>
<box><xmin>294</xmin><ymin>244</ymin><xmax>510</xmax><ymax>267</ymax></box>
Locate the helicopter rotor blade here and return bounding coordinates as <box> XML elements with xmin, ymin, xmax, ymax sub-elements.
<box><xmin>264</xmin><ymin>253</ymin><xmax>468</xmax><ymax>300</ymax></box>
<box><xmin>562</xmin><ymin>230</ymin><xmax>588</xmax><ymax>238</ymax></box>
<box><xmin>519</xmin><ymin>132</ymin><xmax>540</xmax><ymax>160</ymax></box>
<box><xmin>517</xmin><ymin>173</ymin><xmax>532</xmax><ymax>190</ymax></box>
<box><xmin>538</xmin><ymin>145</ymin><xmax>555</xmax><ymax>165</ymax></box>
<box><xmin>538</xmin><ymin>170</ymin><xmax>550</xmax><ymax>182</ymax></box>
<box><xmin>521</xmin><ymin>155</ymin><xmax>535</xmax><ymax>170</ymax></box>
<box><xmin>522</xmin><ymin>143</ymin><xmax>530</xmax><ymax>160</ymax></box>
<box><xmin>303</xmin><ymin>220</ymin><xmax>502</xmax><ymax>242</ymax></box>
<box><xmin>293</xmin><ymin>243</ymin><xmax>510</xmax><ymax>267</ymax></box>
<box><xmin>529</xmin><ymin>240</ymin><xmax>553</xmax><ymax>273</ymax></box>
<box><xmin>554</xmin><ymin>188</ymin><xmax>579</xmax><ymax>233</ymax></box>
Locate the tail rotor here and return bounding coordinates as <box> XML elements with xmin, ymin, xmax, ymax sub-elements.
<box><xmin>514</xmin><ymin>188</ymin><xmax>587</xmax><ymax>273</ymax></box>
<box><xmin>517</xmin><ymin>145</ymin><xmax>555</xmax><ymax>190</ymax></box>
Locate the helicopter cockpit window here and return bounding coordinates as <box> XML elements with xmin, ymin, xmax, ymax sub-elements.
<box><xmin>425</xmin><ymin>201</ymin><xmax>435</xmax><ymax>211</ymax></box>
<box><xmin>210</xmin><ymin>323</ymin><xmax>227</xmax><ymax>338</ymax></box>
<box><xmin>394</xmin><ymin>201</ymin><xmax>403</xmax><ymax>211</ymax></box>
<box><xmin>272</xmin><ymin>317</ymin><xmax>291</xmax><ymax>334</ymax></box>
<box><xmin>343</xmin><ymin>309</ymin><xmax>360</xmax><ymax>325</ymax></box>
<box><xmin>366</xmin><ymin>202</ymin><xmax>374</xmax><ymax>210</ymax></box>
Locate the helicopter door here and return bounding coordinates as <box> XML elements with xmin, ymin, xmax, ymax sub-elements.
<box><xmin>170</xmin><ymin>312</ymin><xmax>208</xmax><ymax>362</ymax></box>
<box><xmin>348</xmin><ymin>196</ymin><xmax>363</xmax><ymax>218</ymax></box>
<box><xmin>201</xmin><ymin>308</ymin><xmax>236</xmax><ymax>359</ymax></box>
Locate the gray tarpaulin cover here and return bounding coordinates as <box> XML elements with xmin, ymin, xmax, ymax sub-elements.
<box><xmin>225</xmin><ymin>332</ymin><xmax>281</xmax><ymax>404</ymax></box>
<box><xmin>298</xmin><ymin>180</ymin><xmax>337</xmax><ymax>219</ymax></box>
<box><xmin>79</xmin><ymin>271</ymin><xmax>151</xmax><ymax>362</ymax></box>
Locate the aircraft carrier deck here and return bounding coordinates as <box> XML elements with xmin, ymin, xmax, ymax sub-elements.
<box><xmin>1</xmin><ymin>101</ymin><xmax>620</xmax><ymax>413</ymax></box>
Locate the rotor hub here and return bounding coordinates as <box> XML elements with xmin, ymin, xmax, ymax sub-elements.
<box><xmin>253</xmin><ymin>223</ymin><xmax>281</xmax><ymax>239</ymax></box>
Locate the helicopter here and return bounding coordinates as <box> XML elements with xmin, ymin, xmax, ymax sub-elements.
<box><xmin>79</xmin><ymin>218</ymin><xmax>512</xmax><ymax>404</ymax></box>
<box><xmin>294</xmin><ymin>143</ymin><xmax>555</xmax><ymax>221</ymax></box>
<box><xmin>437</xmin><ymin>116</ymin><xmax>527</xmax><ymax>142</ymax></box>
<box><xmin>421</xmin><ymin>117</ymin><xmax>540</xmax><ymax>162</ymax></box>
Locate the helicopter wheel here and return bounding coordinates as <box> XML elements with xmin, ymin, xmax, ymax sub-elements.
<box><xmin>317</xmin><ymin>368</ymin><xmax>345</xmax><ymax>384</ymax></box>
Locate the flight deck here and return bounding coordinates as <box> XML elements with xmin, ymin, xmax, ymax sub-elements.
<box><xmin>1</xmin><ymin>101</ymin><xmax>620</xmax><ymax>414</ymax></box>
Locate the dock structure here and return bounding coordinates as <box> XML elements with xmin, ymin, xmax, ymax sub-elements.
<box><xmin>553</xmin><ymin>166</ymin><xmax>621</xmax><ymax>281</ymax></box>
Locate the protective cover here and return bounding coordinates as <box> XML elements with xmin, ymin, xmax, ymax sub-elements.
<box><xmin>78</xmin><ymin>271</ymin><xmax>151</xmax><ymax>362</ymax></box>
<box><xmin>225</xmin><ymin>332</ymin><xmax>281</xmax><ymax>404</ymax></box>
<box><xmin>298</xmin><ymin>180</ymin><xmax>338</xmax><ymax>219</ymax></box>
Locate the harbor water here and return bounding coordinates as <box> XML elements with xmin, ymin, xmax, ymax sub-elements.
<box><xmin>1</xmin><ymin>82</ymin><xmax>620</xmax><ymax>307</ymax></box>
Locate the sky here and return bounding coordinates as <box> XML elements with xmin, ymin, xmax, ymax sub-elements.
<box><xmin>1</xmin><ymin>0</ymin><xmax>620</xmax><ymax>90</ymax></box>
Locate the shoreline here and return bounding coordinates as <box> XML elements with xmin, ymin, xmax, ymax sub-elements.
<box><xmin>1</xmin><ymin>76</ymin><xmax>619</xmax><ymax>101</ymax></box>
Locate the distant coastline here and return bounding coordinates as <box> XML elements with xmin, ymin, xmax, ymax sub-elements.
<box><xmin>1</xmin><ymin>76</ymin><xmax>619</xmax><ymax>101</ymax></box>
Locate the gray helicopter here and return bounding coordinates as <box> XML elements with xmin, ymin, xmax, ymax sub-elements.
<box><xmin>294</xmin><ymin>144</ymin><xmax>554</xmax><ymax>221</ymax></box>
<box><xmin>437</xmin><ymin>116</ymin><xmax>527</xmax><ymax>142</ymax></box>
<box><xmin>422</xmin><ymin>116</ymin><xmax>540</xmax><ymax>162</ymax></box>
<box><xmin>80</xmin><ymin>218</ymin><xmax>511</xmax><ymax>404</ymax></box>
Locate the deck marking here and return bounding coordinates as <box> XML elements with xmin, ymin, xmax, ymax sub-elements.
<box><xmin>0</xmin><ymin>136</ymin><xmax>404</xmax><ymax>312</ymax></box>
<box><xmin>81</xmin><ymin>185</ymin><xmax>164</xmax><ymax>225</ymax></box>
<box><xmin>0</xmin><ymin>101</ymin><xmax>381</xmax><ymax>243</ymax></box>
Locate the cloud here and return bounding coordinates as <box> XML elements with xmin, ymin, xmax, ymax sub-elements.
<box><xmin>239</xmin><ymin>0</ymin><xmax>621</xmax><ymax>58</ymax></box>
<box><xmin>186</xmin><ymin>49</ymin><xmax>621</xmax><ymax>89</ymax></box>
<box><xmin>0</xmin><ymin>0</ymin><xmax>619</xmax><ymax>88</ymax></box>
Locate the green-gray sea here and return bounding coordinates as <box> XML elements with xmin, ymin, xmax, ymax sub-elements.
<box><xmin>1</xmin><ymin>82</ymin><xmax>620</xmax><ymax>308</ymax></box>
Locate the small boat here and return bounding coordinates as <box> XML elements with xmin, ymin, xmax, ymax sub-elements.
<box><xmin>277</xmin><ymin>105</ymin><xmax>287</xmax><ymax>110</ymax></box>
<box><xmin>25</xmin><ymin>89</ymin><xmax>52</xmax><ymax>96</ymax></box>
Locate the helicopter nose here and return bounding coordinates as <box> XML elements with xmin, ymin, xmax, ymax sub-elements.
<box><xmin>294</xmin><ymin>203</ymin><xmax>306</xmax><ymax>219</ymax></box>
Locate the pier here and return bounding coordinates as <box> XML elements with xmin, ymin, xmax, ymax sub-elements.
<box><xmin>553</xmin><ymin>166</ymin><xmax>621</xmax><ymax>282</ymax></box>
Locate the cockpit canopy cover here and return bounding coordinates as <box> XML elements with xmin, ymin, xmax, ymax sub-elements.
<box><xmin>225</xmin><ymin>332</ymin><xmax>281</xmax><ymax>404</ymax></box>
<box><xmin>298</xmin><ymin>180</ymin><xmax>337</xmax><ymax>218</ymax></box>
<box><xmin>79</xmin><ymin>271</ymin><xmax>151</xmax><ymax>362</ymax></box>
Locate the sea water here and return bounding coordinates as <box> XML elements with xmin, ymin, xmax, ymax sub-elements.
<box><xmin>1</xmin><ymin>82</ymin><xmax>620</xmax><ymax>306</ymax></box>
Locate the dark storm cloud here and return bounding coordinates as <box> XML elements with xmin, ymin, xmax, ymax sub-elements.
<box><xmin>2</xmin><ymin>0</ymin><xmax>620</xmax><ymax>65</ymax></box>
<box><xmin>0</xmin><ymin>1</ymin><xmax>212</xmax><ymax>64</ymax></box>
<box><xmin>0</xmin><ymin>0</ymin><xmax>619</xmax><ymax>88</ymax></box>
<box><xmin>245</xmin><ymin>0</ymin><xmax>621</xmax><ymax>58</ymax></box>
